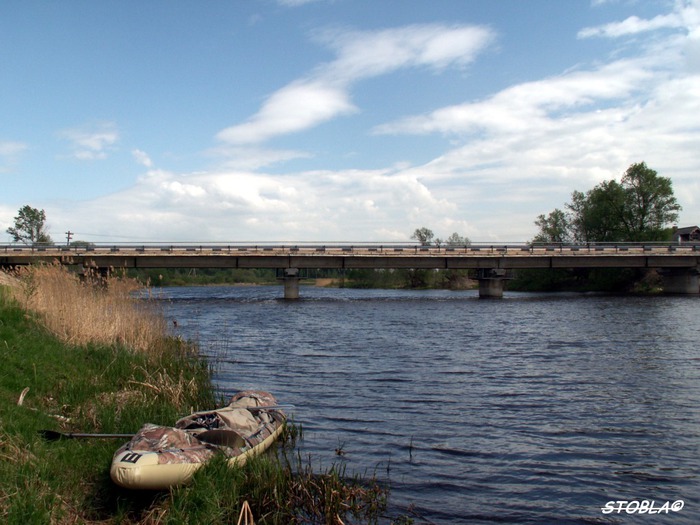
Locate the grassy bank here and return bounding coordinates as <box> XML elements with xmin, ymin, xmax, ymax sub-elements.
<box><xmin>0</xmin><ymin>266</ymin><xmax>390</xmax><ymax>524</ymax></box>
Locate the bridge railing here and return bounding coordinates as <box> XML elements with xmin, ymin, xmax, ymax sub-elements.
<box><xmin>2</xmin><ymin>241</ymin><xmax>700</xmax><ymax>256</ymax></box>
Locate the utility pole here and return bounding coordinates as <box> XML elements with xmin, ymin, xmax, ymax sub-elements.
<box><xmin>65</xmin><ymin>230</ymin><xmax>73</xmax><ymax>246</ymax></box>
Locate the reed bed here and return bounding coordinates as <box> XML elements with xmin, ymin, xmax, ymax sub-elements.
<box><xmin>9</xmin><ymin>264</ymin><xmax>166</xmax><ymax>353</ymax></box>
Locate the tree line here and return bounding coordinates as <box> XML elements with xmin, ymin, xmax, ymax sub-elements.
<box><xmin>533</xmin><ymin>162</ymin><xmax>680</xmax><ymax>244</ymax></box>
<box><xmin>406</xmin><ymin>161</ymin><xmax>683</xmax><ymax>291</ymax></box>
<box><xmin>5</xmin><ymin>161</ymin><xmax>685</xmax><ymax>292</ymax></box>
<box><xmin>517</xmin><ymin>161</ymin><xmax>682</xmax><ymax>292</ymax></box>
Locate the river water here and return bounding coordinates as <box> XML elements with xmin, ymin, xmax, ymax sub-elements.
<box><xmin>158</xmin><ymin>286</ymin><xmax>699</xmax><ymax>524</ymax></box>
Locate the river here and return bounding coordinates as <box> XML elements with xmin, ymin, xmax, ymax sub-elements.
<box><xmin>158</xmin><ymin>285</ymin><xmax>699</xmax><ymax>524</ymax></box>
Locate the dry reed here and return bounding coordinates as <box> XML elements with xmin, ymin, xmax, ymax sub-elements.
<box><xmin>9</xmin><ymin>264</ymin><xmax>166</xmax><ymax>353</ymax></box>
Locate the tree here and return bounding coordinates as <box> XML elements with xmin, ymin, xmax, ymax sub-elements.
<box><xmin>524</xmin><ymin>162</ymin><xmax>681</xmax><ymax>292</ymax></box>
<box><xmin>534</xmin><ymin>162</ymin><xmax>681</xmax><ymax>244</ymax></box>
<box><xmin>411</xmin><ymin>227</ymin><xmax>434</xmax><ymax>246</ymax></box>
<box><xmin>444</xmin><ymin>232</ymin><xmax>471</xmax><ymax>246</ymax></box>
<box><xmin>6</xmin><ymin>205</ymin><xmax>53</xmax><ymax>245</ymax></box>
<box><xmin>533</xmin><ymin>208</ymin><xmax>571</xmax><ymax>243</ymax></box>
<box><xmin>568</xmin><ymin>181</ymin><xmax>628</xmax><ymax>242</ymax></box>
<box><xmin>618</xmin><ymin>162</ymin><xmax>681</xmax><ymax>241</ymax></box>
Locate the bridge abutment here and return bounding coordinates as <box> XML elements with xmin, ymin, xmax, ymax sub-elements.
<box><xmin>660</xmin><ymin>267</ymin><xmax>700</xmax><ymax>294</ymax></box>
<box><xmin>282</xmin><ymin>268</ymin><xmax>300</xmax><ymax>300</ymax></box>
<box><xmin>477</xmin><ymin>268</ymin><xmax>507</xmax><ymax>298</ymax></box>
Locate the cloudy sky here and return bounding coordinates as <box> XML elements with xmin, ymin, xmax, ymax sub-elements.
<box><xmin>2</xmin><ymin>0</ymin><xmax>699</xmax><ymax>244</ymax></box>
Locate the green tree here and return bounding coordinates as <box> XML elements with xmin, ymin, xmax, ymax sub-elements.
<box><xmin>568</xmin><ymin>181</ymin><xmax>628</xmax><ymax>242</ymax></box>
<box><xmin>411</xmin><ymin>227</ymin><xmax>434</xmax><ymax>246</ymax></box>
<box><xmin>6</xmin><ymin>205</ymin><xmax>53</xmax><ymax>245</ymax></box>
<box><xmin>523</xmin><ymin>162</ymin><xmax>680</xmax><ymax>292</ymax></box>
<box><xmin>533</xmin><ymin>208</ymin><xmax>571</xmax><ymax>243</ymax></box>
<box><xmin>535</xmin><ymin>162</ymin><xmax>680</xmax><ymax>244</ymax></box>
<box><xmin>618</xmin><ymin>162</ymin><xmax>681</xmax><ymax>241</ymax></box>
<box><xmin>444</xmin><ymin>232</ymin><xmax>471</xmax><ymax>246</ymax></box>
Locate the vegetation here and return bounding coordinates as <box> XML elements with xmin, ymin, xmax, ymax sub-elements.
<box><xmin>411</xmin><ymin>228</ymin><xmax>470</xmax><ymax>248</ymax></box>
<box><xmin>127</xmin><ymin>267</ymin><xmax>278</xmax><ymax>287</ymax></box>
<box><xmin>9</xmin><ymin>166</ymin><xmax>679</xmax><ymax>295</ymax></box>
<box><xmin>125</xmin><ymin>266</ymin><xmax>475</xmax><ymax>291</ymax></box>
<box><xmin>410</xmin><ymin>228</ymin><xmax>435</xmax><ymax>246</ymax></box>
<box><xmin>532</xmin><ymin>162</ymin><xmax>680</xmax><ymax>244</ymax></box>
<box><xmin>0</xmin><ymin>266</ymin><xmax>392</xmax><ymax>524</ymax></box>
<box><xmin>511</xmin><ymin>162</ymin><xmax>679</xmax><ymax>292</ymax></box>
<box><xmin>165</xmin><ymin>452</ymin><xmax>387</xmax><ymax>524</ymax></box>
<box><xmin>344</xmin><ymin>268</ymin><xmax>473</xmax><ymax>290</ymax></box>
<box><xmin>5</xmin><ymin>205</ymin><xmax>53</xmax><ymax>245</ymax></box>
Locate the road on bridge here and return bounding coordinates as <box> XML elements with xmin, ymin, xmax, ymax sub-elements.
<box><xmin>2</xmin><ymin>242</ymin><xmax>700</xmax><ymax>270</ymax></box>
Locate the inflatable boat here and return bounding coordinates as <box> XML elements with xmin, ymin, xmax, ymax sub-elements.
<box><xmin>110</xmin><ymin>391</ymin><xmax>286</xmax><ymax>490</ymax></box>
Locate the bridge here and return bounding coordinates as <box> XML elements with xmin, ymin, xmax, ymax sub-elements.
<box><xmin>3</xmin><ymin>242</ymin><xmax>699</xmax><ymax>298</ymax></box>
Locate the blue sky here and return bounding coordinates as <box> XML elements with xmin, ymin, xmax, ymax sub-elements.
<box><xmin>2</xmin><ymin>0</ymin><xmax>699</xmax><ymax>243</ymax></box>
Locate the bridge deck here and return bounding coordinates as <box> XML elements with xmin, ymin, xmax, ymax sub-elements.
<box><xmin>2</xmin><ymin>243</ymin><xmax>700</xmax><ymax>270</ymax></box>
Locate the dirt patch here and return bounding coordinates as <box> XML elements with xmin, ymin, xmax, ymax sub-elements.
<box><xmin>313</xmin><ymin>278</ymin><xmax>338</xmax><ymax>287</ymax></box>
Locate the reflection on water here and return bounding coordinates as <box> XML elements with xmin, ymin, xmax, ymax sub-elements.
<box><xmin>160</xmin><ymin>286</ymin><xmax>700</xmax><ymax>524</ymax></box>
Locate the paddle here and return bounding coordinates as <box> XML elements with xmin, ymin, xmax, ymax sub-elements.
<box><xmin>39</xmin><ymin>430</ymin><xmax>133</xmax><ymax>441</ymax></box>
<box><xmin>39</xmin><ymin>428</ymin><xmax>248</xmax><ymax>447</ymax></box>
<box><xmin>196</xmin><ymin>404</ymin><xmax>294</xmax><ymax>414</ymax></box>
<box><xmin>39</xmin><ymin>404</ymin><xmax>292</xmax><ymax>443</ymax></box>
<box><xmin>247</xmin><ymin>404</ymin><xmax>293</xmax><ymax>411</ymax></box>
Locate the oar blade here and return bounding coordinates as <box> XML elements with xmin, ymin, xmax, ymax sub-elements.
<box><xmin>38</xmin><ymin>429</ymin><xmax>66</xmax><ymax>441</ymax></box>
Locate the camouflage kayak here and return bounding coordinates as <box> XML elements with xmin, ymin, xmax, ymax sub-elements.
<box><xmin>110</xmin><ymin>391</ymin><xmax>286</xmax><ymax>490</ymax></box>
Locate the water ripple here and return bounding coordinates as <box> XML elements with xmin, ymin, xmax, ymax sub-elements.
<box><xmin>161</xmin><ymin>286</ymin><xmax>700</xmax><ymax>524</ymax></box>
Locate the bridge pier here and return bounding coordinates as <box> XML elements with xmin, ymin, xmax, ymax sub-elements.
<box><xmin>477</xmin><ymin>268</ymin><xmax>507</xmax><ymax>298</ymax></box>
<box><xmin>660</xmin><ymin>267</ymin><xmax>700</xmax><ymax>294</ymax></box>
<box><xmin>282</xmin><ymin>268</ymin><xmax>300</xmax><ymax>300</ymax></box>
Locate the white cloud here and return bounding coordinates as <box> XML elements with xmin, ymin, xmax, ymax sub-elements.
<box><xmin>362</xmin><ymin>4</ymin><xmax>700</xmax><ymax>239</ymax></box>
<box><xmin>217</xmin><ymin>24</ymin><xmax>495</xmax><ymax>145</ymax></box>
<box><xmin>318</xmin><ymin>23</ymin><xmax>495</xmax><ymax>80</ymax></box>
<box><xmin>47</xmin><ymin>164</ymin><xmax>459</xmax><ymax>242</ymax></box>
<box><xmin>579</xmin><ymin>0</ymin><xmax>699</xmax><ymax>38</ymax></box>
<box><xmin>39</xmin><ymin>3</ymin><xmax>700</xmax><ymax>243</ymax></box>
<box><xmin>207</xmin><ymin>145</ymin><xmax>313</xmax><ymax>170</ymax></box>
<box><xmin>58</xmin><ymin>122</ymin><xmax>119</xmax><ymax>160</ymax></box>
<box><xmin>217</xmin><ymin>81</ymin><xmax>356</xmax><ymax>144</ymax></box>
<box><xmin>0</xmin><ymin>141</ymin><xmax>27</xmax><ymax>157</ymax></box>
<box><xmin>132</xmin><ymin>149</ymin><xmax>153</xmax><ymax>168</ymax></box>
<box><xmin>579</xmin><ymin>14</ymin><xmax>682</xmax><ymax>38</ymax></box>
<box><xmin>373</xmin><ymin>57</ymin><xmax>655</xmax><ymax>137</ymax></box>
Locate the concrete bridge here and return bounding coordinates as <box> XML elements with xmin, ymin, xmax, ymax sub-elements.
<box><xmin>2</xmin><ymin>242</ymin><xmax>699</xmax><ymax>298</ymax></box>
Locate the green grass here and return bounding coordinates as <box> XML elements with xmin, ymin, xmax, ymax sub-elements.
<box><xmin>160</xmin><ymin>449</ymin><xmax>388</xmax><ymax>524</ymax></box>
<box><xmin>0</xmin><ymin>287</ymin><xmax>216</xmax><ymax>523</ymax></box>
<box><xmin>0</xmin><ymin>285</ymin><xmax>393</xmax><ymax>524</ymax></box>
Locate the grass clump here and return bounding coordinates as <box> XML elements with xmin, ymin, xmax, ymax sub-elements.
<box><xmin>8</xmin><ymin>264</ymin><xmax>166</xmax><ymax>353</ymax></box>
<box><xmin>161</xmin><ymin>451</ymin><xmax>387</xmax><ymax>524</ymax></box>
<box><xmin>0</xmin><ymin>267</ymin><xmax>390</xmax><ymax>524</ymax></box>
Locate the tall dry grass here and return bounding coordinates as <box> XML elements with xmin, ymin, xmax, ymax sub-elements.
<box><xmin>9</xmin><ymin>264</ymin><xmax>166</xmax><ymax>353</ymax></box>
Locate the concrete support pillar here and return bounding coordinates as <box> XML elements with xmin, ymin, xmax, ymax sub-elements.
<box><xmin>660</xmin><ymin>268</ymin><xmax>699</xmax><ymax>294</ymax></box>
<box><xmin>283</xmin><ymin>268</ymin><xmax>300</xmax><ymax>300</ymax></box>
<box><xmin>477</xmin><ymin>268</ymin><xmax>506</xmax><ymax>298</ymax></box>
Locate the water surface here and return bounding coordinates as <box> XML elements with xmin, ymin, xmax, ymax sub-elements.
<box><xmin>159</xmin><ymin>286</ymin><xmax>700</xmax><ymax>523</ymax></box>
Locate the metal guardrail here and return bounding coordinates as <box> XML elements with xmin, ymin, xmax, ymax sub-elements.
<box><xmin>2</xmin><ymin>241</ymin><xmax>700</xmax><ymax>256</ymax></box>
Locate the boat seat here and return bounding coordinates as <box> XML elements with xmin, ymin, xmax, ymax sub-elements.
<box><xmin>195</xmin><ymin>429</ymin><xmax>247</xmax><ymax>449</ymax></box>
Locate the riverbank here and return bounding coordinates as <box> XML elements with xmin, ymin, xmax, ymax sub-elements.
<box><xmin>0</xmin><ymin>267</ymin><xmax>215</xmax><ymax>523</ymax></box>
<box><xmin>0</xmin><ymin>267</ymin><xmax>390</xmax><ymax>524</ymax></box>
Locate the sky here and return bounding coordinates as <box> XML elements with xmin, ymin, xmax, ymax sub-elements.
<box><xmin>1</xmin><ymin>0</ymin><xmax>699</xmax><ymax>244</ymax></box>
